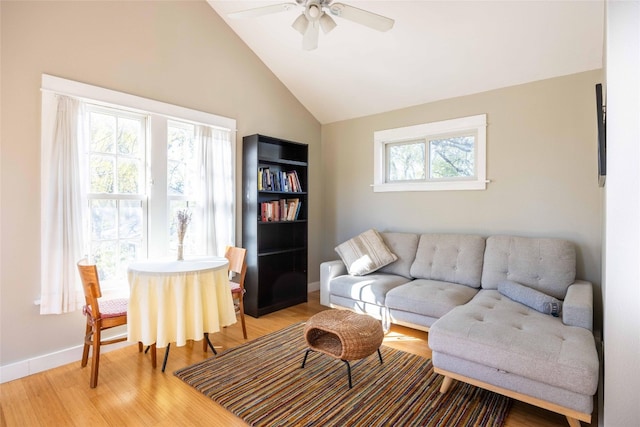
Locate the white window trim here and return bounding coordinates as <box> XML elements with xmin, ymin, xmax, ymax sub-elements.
<box><xmin>373</xmin><ymin>114</ymin><xmax>488</xmax><ymax>192</ymax></box>
<box><xmin>41</xmin><ymin>74</ymin><xmax>236</xmax><ymax>130</ymax></box>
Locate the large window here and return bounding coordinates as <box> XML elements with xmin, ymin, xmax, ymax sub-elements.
<box><xmin>40</xmin><ymin>74</ymin><xmax>236</xmax><ymax>310</ymax></box>
<box><xmin>374</xmin><ymin>114</ymin><xmax>487</xmax><ymax>192</ymax></box>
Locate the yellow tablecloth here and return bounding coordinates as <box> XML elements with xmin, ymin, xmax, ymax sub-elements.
<box><xmin>127</xmin><ymin>257</ymin><xmax>236</xmax><ymax>348</ymax></box>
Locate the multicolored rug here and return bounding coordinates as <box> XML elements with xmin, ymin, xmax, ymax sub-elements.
<box><xmin>175</xmin><ymin>322</ymin><xmax>511</xmax><ymax>426</ymax></box>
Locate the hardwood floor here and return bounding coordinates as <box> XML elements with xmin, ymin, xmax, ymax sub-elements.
<box><xmin>1</xmin><ymin>292</ymin><xmax>577</xmax><ymax>427</ymax></box>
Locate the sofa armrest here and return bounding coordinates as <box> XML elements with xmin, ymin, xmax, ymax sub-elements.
<box><xmin>563</xmin><ymin>280</ymin><xmax>593</xmax><ymax>331</ymax></box>
<box><xmin>320</xmin><ymin>260</ymin><xmax>347</xmax><ymax>307</ymax></box>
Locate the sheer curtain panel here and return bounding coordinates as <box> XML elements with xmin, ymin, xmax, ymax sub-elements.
<box><xmin>40</xmin><ymin>94</ymin><xmax>87</xmax><ymax>314</ymax></box>
<box><xmin>197</xmin><ymin>126</ymin><xmax>234</xmax><ymax>256</ymax></box>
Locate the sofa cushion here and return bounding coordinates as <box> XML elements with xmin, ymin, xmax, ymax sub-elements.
<box><xmin>335</xmin><ymin>229</ymin><xmax>398</xmax><ymax>276</ymax></box>
<box><xmin>386</xmin><ymin>279</ymin><xmax>478</xmax><ymax>319</ymax></box>
<box><xmin>329</xmin><ymin>273</ymin><xmax>409</xmax><ymax>306</ymax></box>
<box><xmin>409</xmin><ymin>234</ymin><xmax>486</xmax><ymax>288</ymax></box>
<box><xmin>428</xmin><ymin>290</ymin><xmax>599</xmax><ymax>396</ymax></box>
<box><xmin>481</xmin><ymin>235</ymin><xmax>576</xmax><ymax>299</ymax></box>
<box><xmin>377</xmin><ymin>232</ymin><xmax>420</xmax><ymax>279</ymax></box>
<box><xmin>498</xmin><ymin>280</ymin><xmax>562</xmax><ymax>316</ymax></box>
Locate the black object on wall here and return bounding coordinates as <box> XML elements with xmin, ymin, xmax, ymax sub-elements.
<box><xmin>596</xmin><ymin>83</ymin><xmax>606</xmax><ymax>187</ymax></box>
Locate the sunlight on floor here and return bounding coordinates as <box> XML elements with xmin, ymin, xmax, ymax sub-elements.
<box><xmin>383</xmin><ymin>330</ymin><xmax>422</xmax><ymax>343</ymax></box>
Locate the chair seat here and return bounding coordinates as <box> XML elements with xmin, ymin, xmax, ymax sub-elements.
<box><xmin>83</xmin><ymin>298</ymin><xmax>128</xmax><ymax>319</ymax></box>
<box><xmin>230</xmin><ymin>283</ymin><xmax>245</xmax><ymax>294</ymax></box>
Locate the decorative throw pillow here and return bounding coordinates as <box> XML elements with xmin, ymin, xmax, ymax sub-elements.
<box><xmin>498</xmin><ymin>280</ymin><xmax>563</xmax><ymax>317</ymax></box>
<box><xmin>335</xmin><ymin>229</ymin><xmax>398</xmax><ymax>276</ymax></box>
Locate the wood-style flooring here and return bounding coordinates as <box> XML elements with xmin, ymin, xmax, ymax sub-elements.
<box><xmin>1</xmin><ymin>292</ymin><xmax>582</xmax><ymax>426</ymax></box>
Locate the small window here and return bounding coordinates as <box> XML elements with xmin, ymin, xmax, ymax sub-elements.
<box><xmin>374</xmin><ymin>114</ymin><xmax>487</xmax><ymax>192</ymax></box>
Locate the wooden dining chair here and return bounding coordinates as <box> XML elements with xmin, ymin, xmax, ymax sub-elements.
<box><xmin>203</xmin><ymin>246</ymin><xmax>248</xmax><ymax>353</ymax></box>
<box><xmin>226</xmin><ymin>246</ymin><xmax>248</xmax><ymax>340</ymax></box>
<box><xmin>77</xmin><ymin>259</ymin><xmax>136</xmax><ymax>388</ymax></box>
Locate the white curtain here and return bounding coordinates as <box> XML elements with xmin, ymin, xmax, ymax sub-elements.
<box><xmin>196</xmin><ymin>125</ymin><xmax>234</xmax><ymax>256</ymax></box>
<box><xmin>40</xmin><ymin>95</ymin><xmax>87</xmax><ymax>314</ymax></box>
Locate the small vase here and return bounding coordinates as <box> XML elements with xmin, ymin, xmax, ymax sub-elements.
<box><xmin>177</xmin><ymin>243</ymin><xmax>184</xmax><ymax>261</ymax></box>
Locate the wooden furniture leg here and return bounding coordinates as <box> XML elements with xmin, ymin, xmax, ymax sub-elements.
<box><xmin>440</xmin><ymin>376</ymin><xmax>454</xmax><ymax>393</ymax></box>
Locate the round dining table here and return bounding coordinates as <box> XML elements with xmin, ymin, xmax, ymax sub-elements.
<box><xmin>127</xmin><ymin>256</ymin><xmax>236</xmax><ymax>370</ymax></box>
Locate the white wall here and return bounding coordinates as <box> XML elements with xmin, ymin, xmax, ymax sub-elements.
<box><xmin>0</xmin><ymin>1</ymin><xmax>321</xmax><ymax>378</ymax></box>
<box><xmin>603</xmin><ymin>1</ymin><xmax>640</xmax><ymax>426</ymax></box>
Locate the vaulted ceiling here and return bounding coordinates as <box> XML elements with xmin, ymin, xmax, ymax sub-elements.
<box><xmin>208</xmin><ymin>1</ymin><xmax>604</xmax><ymax>124</ymax></box>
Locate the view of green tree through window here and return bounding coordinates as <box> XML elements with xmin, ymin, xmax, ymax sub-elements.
<box><xmin>386</xmin><ymin>135</ymin><xmax>475</xmax><ymax>182</ymax></box>
<box><xmin>388</xmin><ymin>140</ymin><xmax>426</xmax><ymax>182</ymax></box>
<box><xmin>429</xmin><ymin>135</ymin><xmax>475</xmax><ymax>179</ymax></box>
<box><xmin>87</xmin><ymin>106</ymin><xmax>146</xmax><ymax>286</ymax></box>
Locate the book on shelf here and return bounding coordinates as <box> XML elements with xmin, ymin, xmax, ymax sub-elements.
<box><xmin>259</xmin><ymin>198</ymin><xmax>301</xmax><ymax>222</ymax></box>
<box><xmin>258</xmin><ymin>168</ymin><xmax>303</xmax><ymax>192</ymax></box>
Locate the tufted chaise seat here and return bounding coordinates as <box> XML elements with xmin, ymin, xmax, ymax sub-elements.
<box><xmin>429</xmin><ymin>291</ymin><xmax>598</xmax><ymax>417</ymax></box>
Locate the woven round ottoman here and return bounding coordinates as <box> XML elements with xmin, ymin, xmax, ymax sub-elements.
<box><xmin>301</xmin><ymin>310</ymin><xmax>384</xmax><ymax>388</ymax></box>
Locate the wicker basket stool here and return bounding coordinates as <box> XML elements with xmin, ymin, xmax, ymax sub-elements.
<box><xmin>301</xmin><ymin>310</ymin><xmax>384</xmax><ymax>388</ymax></box>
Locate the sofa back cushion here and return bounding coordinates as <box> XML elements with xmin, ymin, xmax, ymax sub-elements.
<box><xmin>409</xmin><ymin>234</ymin><xmax>486</xmax><ymax>288</ymax></box>
<box><xmin>481</xmin><ymin>235</ymin><xmax>576</xmax><ymax>299</ymax></box>
<box><xmin>378</xmin><ymin>232</ymin><xmax>420</xmax><ymax>279</ymax></box>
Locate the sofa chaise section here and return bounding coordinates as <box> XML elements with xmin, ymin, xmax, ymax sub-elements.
<box><xmin>428</xmin><ymin>236</ymin><xmax>599</xmax><ymax>427</ymax></box>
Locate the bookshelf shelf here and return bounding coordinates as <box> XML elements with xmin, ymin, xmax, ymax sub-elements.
<box><xmin>242</xmin><ymin>134</ymin><xmax>308</xmax><ymax>317</ymax></box>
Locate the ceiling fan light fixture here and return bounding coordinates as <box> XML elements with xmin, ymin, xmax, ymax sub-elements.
<box><xmin>292</xmin><ymin>13</ymin><xmax>309</xmax><ymax>35</ymax></box>
<box><xmin>307</xmin><ymin>4</ymin><xmax>321</xmax><ymax>20</ymax></box>
<box><xmin>319</xmin><ymin>13</ymin><xmax>337</xmax><ymax>34</ymax></box>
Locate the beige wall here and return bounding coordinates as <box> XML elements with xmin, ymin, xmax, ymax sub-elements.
<box><xmin>322</xmin><ymin>70</ymin><xmax>604</xmax><ymax>323</ymax></box>
<box><xmin>0</xmin><ymin>1</ymin><xmax>321</xmax><ymax>366</ymax></box>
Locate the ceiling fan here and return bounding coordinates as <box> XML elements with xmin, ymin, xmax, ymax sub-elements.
<box><xmin>228</xmin><ymin>0</ymin><xmax>395</xmax><ymax>51</ymax></box>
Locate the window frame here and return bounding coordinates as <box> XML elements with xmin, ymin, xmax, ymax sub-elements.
<box><xmin>373</xmin><ymin>114</ymin><xmax>488</xmax><ymax>192</ymax></box>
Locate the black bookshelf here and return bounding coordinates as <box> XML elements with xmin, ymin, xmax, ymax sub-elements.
<box><xmin>242</xmin><ymin>134</ymin><xmax>308</xmax><ymax>317</ymax></box>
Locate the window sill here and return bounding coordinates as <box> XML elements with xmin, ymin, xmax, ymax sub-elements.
<box><xmin>373</xmin><ymin>179</ymin><xmax>488</xmax><ymax>192</ymax></box>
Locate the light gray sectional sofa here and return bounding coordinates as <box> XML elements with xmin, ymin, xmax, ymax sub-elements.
<box><xmin>320</xmin><ymin>231</ymin><xmax>599</xmax><ymax>427</ymax></box>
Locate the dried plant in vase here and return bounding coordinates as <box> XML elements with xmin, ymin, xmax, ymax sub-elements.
<box><xmin>175</xmin><ymin>208</ymin><xmax>192</xmax><ymax>261</ymax></box>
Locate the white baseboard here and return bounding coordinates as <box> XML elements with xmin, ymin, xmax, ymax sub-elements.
<box><xmin>0</xmin><ymin>333</ymin><xmax>132</xmax><ymax>384</ymax></box>
<box><xmin>308</xmin><ymin>281</ymin><xmax>320</xmax><ymax>292</ymax></box>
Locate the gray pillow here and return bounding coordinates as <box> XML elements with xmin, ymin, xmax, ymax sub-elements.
<box><xmin>498</xmin><ymin>280</ymin><xmax>562</xmax><ymax>316</ymax></box>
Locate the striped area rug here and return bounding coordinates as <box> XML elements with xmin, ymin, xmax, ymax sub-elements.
<box><xmin>175</xmin><ymin>322</ymin><xmax>511</xmax><ymax>426</ymax></box>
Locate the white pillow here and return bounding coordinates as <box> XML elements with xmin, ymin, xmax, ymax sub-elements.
<box><xmin>335</xmin><ymin>229</ymin><xmax>398</xmax><ymax>276</ymax></box>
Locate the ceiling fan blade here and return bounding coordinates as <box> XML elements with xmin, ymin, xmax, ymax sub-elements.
<box><xmin>302</xmin><ymin>21</ymin><xmax>320</xmax><ymax>50</ymax></box>
<box><xmin>328</xmin><ymin>3</ymin><xmax>394</xmax><ymax>32</ymax></box>
<box><xmin>229</xmin><ymin>3</ymin><xmax>297</xmax><ymax>19</ymax></box>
